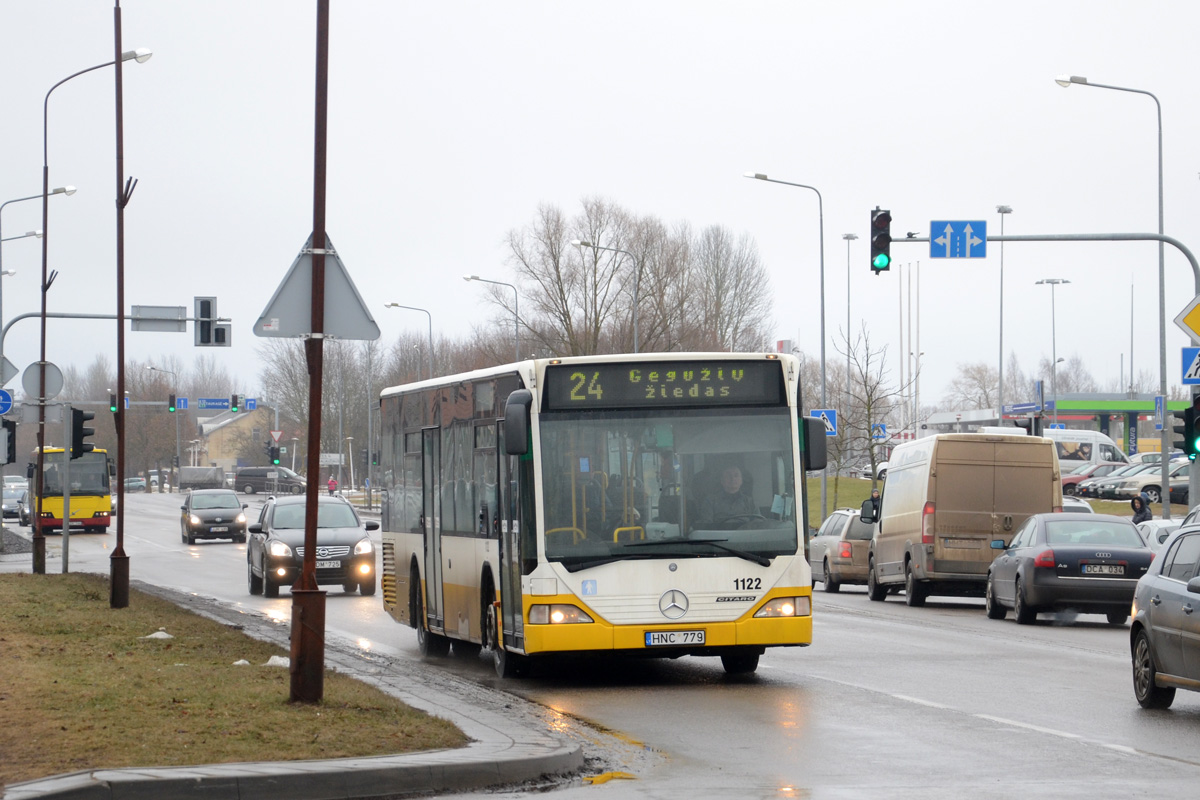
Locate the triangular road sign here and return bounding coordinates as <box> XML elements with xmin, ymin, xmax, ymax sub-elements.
<box><xmin>254</xmin><ymin>233</ymin><xmax>380</xmax><ymax>340</ymax></box>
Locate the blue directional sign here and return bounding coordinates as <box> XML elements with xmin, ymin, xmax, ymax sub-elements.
<box><xmin>1155</xmin><ymin>395</ymin><xmax>1164</xmax><ymax>431</ymax></box>
<box><xmin>930</xmin><ymin>220</ymin><xmax>987</xmax><ymax>259</ymax></box>
<box><xmin>1182</xmin><ymin>347</ymin><xmax>1200</xmax><ymax>385</ymax></box>
<box><xmin>872</xmin><ymin>423</ymin><xmax>887</xmax><ymax>440</ymax></box>
<box><xmin>177</xmin><ymin>397</ymin><xmax>189</xmax><ymax>410</ymax></box>
<box><xmin>246</xmin><ymin>398</ymin><xmax>258</xmax><ymax>411</ymax></box>
<box><xmin>811</xmin><ymin>409</ymin><xmax>838</xmax><ymax>437</ymax></box>
<box><xmin>197</xmin><ymin>397</ymin><xmax>231</xmax><ymax>411</ymax></box>
<box><xmin>0</xmin><ymin>388</ymin><xmax>11</xmax><ymax>415</ymax></box>
<box><xmin>1048</xmin><ymin>423</ymin><xmax>1066</xmax><ymax>430</ymax></box>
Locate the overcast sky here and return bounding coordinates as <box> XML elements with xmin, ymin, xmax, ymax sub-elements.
<box><xmin>2</xmin><ymin>1</ymin><xmax>1199</xmax><ymax>409</ymax></box>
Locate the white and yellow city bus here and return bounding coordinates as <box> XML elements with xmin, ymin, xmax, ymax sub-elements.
<box><xmin>378</xmin><ymin>353</ymin><xmax>826</xmax><ymax>677</ymax></box>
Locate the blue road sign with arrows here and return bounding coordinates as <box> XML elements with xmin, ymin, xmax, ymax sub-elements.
<box><xmin>930</xmin><ymin>220</ymin><xmax>987</xmax><ymax>259</ymax></box>
<box><xmin>0</xmin><ymin>389</ymin><xmax>11</xmax><ymax>415</ymax></box>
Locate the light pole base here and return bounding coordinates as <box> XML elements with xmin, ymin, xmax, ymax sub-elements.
<box><xmin>32</xmin><ymin>536</ymin><xmax>45</xmax><ymax>574</ymax></box>
<box><xmin>289</xmin><ymin>589</ymin><xmax>327</xmax><ymax>703</ymax></box>
<box><xmin>109</xmin><ymin>555</ymin><xmax>129</xmax><ymax>608</ymax></box>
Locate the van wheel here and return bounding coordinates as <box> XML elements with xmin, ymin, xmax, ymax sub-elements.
<box><xmin>1013</xmin><ymin>578</ymin><xmax>1035</xmax><ymax>624</ymax></box>
<box><xmin>242</xmin><ymin>484</ymin><xmax>256</xmax><ymax>495</ymax></box>
<box><xmin>822</xmin><ymin>560</ymin><xmax>840</xmax><ymax>593</ymax></box>
<box><xmin>985</xmin><ymin>573</ymin><xmax>1006</xmax><ymax>619</ymax></box>
<box><xmin>904</xmin><ymin>561</ymin><xmax>926</xmax><ymax>607</ymax></box>
<box><xmin>867</xmin><ymin>558</ymin><xmax>887</xmax><ymax>601</ymax></box>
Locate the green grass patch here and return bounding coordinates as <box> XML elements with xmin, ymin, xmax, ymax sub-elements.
<box><xmin>0</xmin><ymin>572</ymin><xmax>465</xmax><ymax>787</ymax></box>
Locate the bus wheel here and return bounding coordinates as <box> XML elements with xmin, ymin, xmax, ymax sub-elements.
<box><xmin>721</xmin><ymin>650</ymin><xmax>760</xmax><ymax>675</ymax></box>
<box><xmin>488</xmin><ymin>601</ymin><xmax>524</xmax><ymax>678</ymax></box>
<box><xmin>412</xmin><ymin>569</ymin><xmax>449</xmax><ymax>658</ymax></box>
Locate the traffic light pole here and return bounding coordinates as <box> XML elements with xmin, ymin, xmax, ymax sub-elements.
<box><xmin>896</xmin><ymin>230</ymin><xmax>1200</xmax><ymax>518</ymax></box>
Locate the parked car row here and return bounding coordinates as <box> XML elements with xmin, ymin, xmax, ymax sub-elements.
<box><xmin>1074</xmin><ymin>461</ymin><xmax>1187</xmax><ymax>503</ymax></box>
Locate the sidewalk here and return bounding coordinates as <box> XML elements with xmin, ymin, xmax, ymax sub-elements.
<box><xmin>0</xmin><ymin>526</ymin><xmax>584</xmax><ymax>800</ymax></box>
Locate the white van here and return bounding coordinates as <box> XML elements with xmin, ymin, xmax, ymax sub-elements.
<box><xmin>862</xmin><ymin>433</ymin><xmax>1062</xmax><ymax>606</ymax></box>
<box><xmin>981</xmin><ymin>426</ymin><xmax>1128</xmax><ymax>466</ymax></box>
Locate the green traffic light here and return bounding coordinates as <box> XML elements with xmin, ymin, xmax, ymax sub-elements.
<box><xmin>872</xmin><ymin>253</ymin><xmax>891</xmax><ymax>270</ymax></box>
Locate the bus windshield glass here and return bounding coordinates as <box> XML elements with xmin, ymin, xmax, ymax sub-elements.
<box><xmin>539</xmin><ymin>407</ymin><xmax>798</xmax><ymax>571</ymax></box>
<box><xmin>39</xmin><ymin>451</ymin><xmax>111</xmax><ymax>497</ymax></box>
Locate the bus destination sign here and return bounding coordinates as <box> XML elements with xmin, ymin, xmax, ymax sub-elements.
<box><xmin>544</xmin><ymin>360</ymin><xmax>784</xmax><ymax>410</ymax></box>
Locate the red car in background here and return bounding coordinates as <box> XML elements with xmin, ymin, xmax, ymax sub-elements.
<box><xmin>1062</xmin><ymin>462</ymin><xmax>1126</xmax><ymax>496</ymax></box>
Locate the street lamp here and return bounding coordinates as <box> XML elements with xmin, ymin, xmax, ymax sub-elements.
<box><xmin>1056</xmin><ymin>74</ymin><xmax>1169</xmax><ymax>512</ymax></box>
<box><xmin>344</xmin><ymin>437</ymin><xmax>354</xmax><ymax>491</ymax></box>
<box><xmin>996</xmin><ymin>205</ymin><xmax>1012</xmax><ymax>423</ymax></box>
<box><xmin>1036</xmin><ymin>278</ymin><xmax>1071</xmax><ymax>426</ymax></box>
<box><xmin>384</xmin><ymin>302</ymin><xmax>434</xmax><ymax>379</ymax></box>
<box><xmin>1</xmin><ymin>186</ymin><xmax>72</xmax><ymax>385</ymax></box>
<box><xmin>291</xmin><ymin>437</ymin><xmax>299</xmax><ymax>472</ymax></box>
<box><xmin>841</xmin><ymin>233</ymin><xmax>857</xmax><ymax>393</ymax></box>
<box><xmin>146</xmin><ymin>366</ymin><xmax>182</xmax><ymax>488</ymax></box>
<box><xmin>33</xmin><ymin>48</ymin><xmax>151</xmax><ymax>578</ymax></box>
<box><xmin>570</xmin><ymin>240</ymin><xmax>641</xmax><ymax>353</ymax></box>
<box><xmin>463</xmin><ymin>275</ymin><xmax>519</xmax><ymax>364</ymax></box>
<box><xmin>745</xmin><ymin>172</ymin><xmax>828</xmax><ymax>519</ymax></box>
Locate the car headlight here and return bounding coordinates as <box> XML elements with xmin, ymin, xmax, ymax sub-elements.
<box><xmin>353</xmin><ymin>537</ymin><xmax>373</xmax><ymax>555</ymax></box>
<box><xmin>528</xmin><ymin>604</ymin><xmax>593</xmax><ymax>624</ymax></box>
<box><xmin>235</xmin><ymin>513</ymin><xmax>246</xmax><ymax>524</ymax></box>
<box><xmin>754</xmin><ymin>597</ymin><xmax>812</xmax><ymax>618</ymax></box>
<box><xmin>189</xmin><ymin>515</ymin><xmax>201</xmax><ymax>525</ymax></box>
<box><xmin>268</xmin><ymin>540</ymin><xmax>292</xmax><ymax>557</ymax></box>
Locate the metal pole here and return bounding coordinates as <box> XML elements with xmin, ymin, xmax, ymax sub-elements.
<box><xmin>996</xmin><ymin>205</ymin><xmax>1012</xmax><ymax>422</ymax></box>
<box><xmin>1051</xmin><ymin>282</ymin><xmax>1058</xmax><ymax>426</ymax></box>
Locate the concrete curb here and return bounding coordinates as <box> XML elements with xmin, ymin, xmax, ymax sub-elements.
<box><xmin>1</xmin><ymin>569</ymin><xmax>584</xmax><ymax>800</ymax></box>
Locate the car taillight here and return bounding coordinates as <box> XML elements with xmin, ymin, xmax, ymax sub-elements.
<box><xmin>838</xmin><ymin>542</ymin><xmax>853</xmax><ymax>559</ymax></box>
<box><xmin>1033</xmin><ymin>549</ymin><xmax>1056</xmax><ymax>568</ymax></box>
<box><xmin>921</xmin><ymin>501</ymin><xmax>935</xmax><ymax>544</ymax></box>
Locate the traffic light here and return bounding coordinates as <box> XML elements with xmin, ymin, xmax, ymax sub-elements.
<box><xmin>70</xmin><ymin>408</ymin><xmax>95</xmax><ymax>460</ymax></box>
<box><xmin>1171</xmin><ymin>407</ymin><xmax>1190</xmax><ymax>455</ymax></box>
<box><xmin>2</xmin><ymin>419</ymin><xmax>15</xmax><ymax>466</ymax></box>
<box><xmin>1189</xmin><ymin>395</ymin><xmax>1200</xmax><ymax>461</ymax></box>
<box><xmin>1014</xmin><ymin>415</ymin><xmax>1044</xmax><ymax>437</ymax></box>
<box><xmin>870</xmin><ymin>207</ymin><xmax>892</xmax><ymax>273</ymax></box>
<box><xmin>168</xmin><ymin>393</ymin><xmax>176</xmax><ymax>413</ymax></box>
<box><xmin>270</xmin><ymin>446</ymin><xmax>281</xmax><ymax>466</ymax></box>
<box><xmin>230</xmin><ymin>394</ymin><xmax>239</xmax><ymax>413</ymax></box>
<box><xmin>109</xmin><ymin>393</ymin><xmax>118</xmax><ymax>413</ymax></box>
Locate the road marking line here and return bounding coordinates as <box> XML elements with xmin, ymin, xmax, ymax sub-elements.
<box><xmin>974</xmin><ymin>714</ymin><xmax>1082</xmax><ymax>740</ymax></box>
<box><xmin>891</xmin><ymin>694</ymin><xmax>951</xmax><ymax>710</ymax></box>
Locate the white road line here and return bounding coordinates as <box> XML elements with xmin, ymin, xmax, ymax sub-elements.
<box><xmin>974</xmin><ymin>714</ymin><xmax>1082</xmax><ymax>740</ymax></box>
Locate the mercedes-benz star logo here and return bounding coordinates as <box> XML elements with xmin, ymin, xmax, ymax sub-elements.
<box><xmin>659</xmin><ymin>589</ymin><xmax>689</xmax><ymax>620</ymax></box>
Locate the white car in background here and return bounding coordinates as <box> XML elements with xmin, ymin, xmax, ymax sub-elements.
<box><xmin>1136</xmin><ymin>519</ymin><xmax>1181</xmax><ymax>552</ymax></box>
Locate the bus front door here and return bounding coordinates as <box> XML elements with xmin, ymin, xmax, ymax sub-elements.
<box><xmin>422</xmin><ymin>427</ymin><xmax>444</xmax><ymax>634</ymax></box>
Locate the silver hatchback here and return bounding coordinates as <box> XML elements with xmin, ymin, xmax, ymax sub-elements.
<box><xmin>1130</xmin><ymin>526</ymin><xmax>1200</xmax><ymax>708</ymax></box>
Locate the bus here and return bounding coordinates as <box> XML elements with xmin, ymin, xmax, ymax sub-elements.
<box><xmin>29</xmin><ymin>447</ymin><xmax>114</xmax><ymax>533</ymax></box>
<box><xmin>378</xmin><ymin>353</ymin><xmax>827</xmax><ymax>677</ymax></box>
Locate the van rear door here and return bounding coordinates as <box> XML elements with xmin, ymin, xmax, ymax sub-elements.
<box><xmin>932</xmin><ymin>440</ymin><xmax>996</xmax><ymax>575</ymax></box>
<box><xmin>993</xmin><ymin>439</ymin><xmax>1057</xmax><ymax>542</ymax></box>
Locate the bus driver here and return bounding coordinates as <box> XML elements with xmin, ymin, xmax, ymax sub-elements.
<box><xmin>698</xmin><ymin>465</ymin><xmax>757</xmax><ymax>525</ymax></box>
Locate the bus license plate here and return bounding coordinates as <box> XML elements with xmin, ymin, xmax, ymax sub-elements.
<box><xmin>1083</xmin><ymin>564</ymin><xmax>1124</xmax><ymax>576</ymax></box>
<box><xmin>645</xmin><ymin>630</ymin><xmax>704</xmax><ymax>647</ymax></box>
<box><xmin>316</xmin><ymin>560</ymin><xmax>340</xmax><ymax>569</ymax></box>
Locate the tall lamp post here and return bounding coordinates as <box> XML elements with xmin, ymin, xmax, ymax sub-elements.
<box><xmin>384</xmin><ymin>302</ymin><xmax>433</xmax><ymax>379</ymax></box>
<box><xmin>841</xmin><ymin>233</ymin><xmax>857</xmax><ymax>393</ymax></box>
<box><xmin>344</xmin><ymin>437</ymin><xmax>354</xmax><ymax>490</ymax></box>
<box><xmin>1056</xmin><ymin>74</ymin><xmax>1170</xmax><ymax>513</ymax></box>
<box><xmin>996</xmin><ymin>205</ymin><xmax>1012</xmax><ymax>423</ymax></box>
<box><xmin>1036</xmin><ymin>278</ymin><xmax>1071</xmax><ymax>426</ymax></box>
<box><xmin>146</xmin><ymin>366</ymin><xmax>181</xmax><ymax>489</ymax></box>
<box><xmin>570</xmin><ymin>240</ymin><xmax>641</xmax><ymax>353</ymax></box>
<box><xmin>33</xmin><ymin>48</ymin><xmax>151</xmax><ymax>577</ymax></box>
<box><xmin>745</xmin><ymin>172</ymin><xmax>828</xmax><ymax>519</ymax></box>
<box><xmin>463</xmin><ymin>275</ymin><xmax>519</xmax><ymax>363</ymax></box>
<box><xmin>1</xmin><ymin>187</ymin><xmax>72</xmax><ymax>384</ymax></box>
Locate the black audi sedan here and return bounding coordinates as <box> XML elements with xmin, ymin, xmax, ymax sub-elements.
<box><xmin>181</xmin><ymin>489</ymin><xmax>248</xmax><ymax>544</ymax></box>
<box><xmin>985</xmin><ymin>512</ymin><xmax>1153</xmax><ymax>625</ymax></box>
<box><xmin>246</xmin><ymin>494</ymin><xmax>379</xmax><ymax>598</ymax></box>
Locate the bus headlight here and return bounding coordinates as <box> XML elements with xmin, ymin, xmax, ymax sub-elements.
<box><xmin>353</xmin><ymin>537</ymin><xmax>374</xmax><ymax>555</ymax></box>
<box><xmin>528</xmin><ymin>604</ymin><xmax>594</xmax><ymax>625</ymax></box>
<box><xmin>754</xmin><ymin>597</ymin><xmax>811</xmax><ymax>618</ymax></box>
<box><xmin>268</xmin><ymin>541</ymin><xmax>292</xmax><ymax>557</ymax></box>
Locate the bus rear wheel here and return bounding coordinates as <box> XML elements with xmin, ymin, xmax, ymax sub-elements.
<box><xmin>488</xmin><ymin>600</ymin><xmax>524</xmax><ymax>678</ymax></box>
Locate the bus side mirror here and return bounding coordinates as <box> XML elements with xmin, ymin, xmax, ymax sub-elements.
<box><xmin>802</xmin><ymin>416</ymin><xmax>827</xmax><ymax>472</ymax></box>
<box><xmin>503</xmin><ymin>389</ymin><xmax>533</xmax><ymax>456</ymax></box>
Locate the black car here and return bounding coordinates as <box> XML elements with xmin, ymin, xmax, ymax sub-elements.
<box><xmin>1130</xmin><ymin>526</ymin><xmax>1200</xmax><ymax>708</ymax></box>
<box><xmin>15</xmin><ymin>489</ymin><xmax>32</xmax><ymax>526</ymax></box>
<box><xmin>985</xmin><ymin>512</ymin><xmax>1153</xmax><ymax>625</ymax></box>
<box><xmin>181</xmin><ymin>489</ymin><xmax>248</xmax><ymax>544</ymax></box>
<box><xmin>246</xmin><ymin>494</ymin><xmax>379</xmax><ymax>597</ymax></box>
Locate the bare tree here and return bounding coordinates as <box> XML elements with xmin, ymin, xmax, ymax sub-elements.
<box><xmin>836</xmin><ymin>324</ymin><xmax>909</xmax><ymax>489</ymax></box>
<box><xmin>692</xmin><ymin>225</ymin><xmax>772</xmax><ymax>352</ymax></box>
<box><xmin>945</xmin><ymin>362</ymin><xmax>999</xmax><ymax>410</ymax></box>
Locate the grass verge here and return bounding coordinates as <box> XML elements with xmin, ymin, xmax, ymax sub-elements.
<box><xmin>0</xmin><ymin>572</ymin><xmax>466</xmax><ymax>788</ymax></box>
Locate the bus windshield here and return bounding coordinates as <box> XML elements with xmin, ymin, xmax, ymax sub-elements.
<box><xmin>39</xmin><ymin>451</ymin><xmax>111</xmax><ymax>497</ymax></box>
<box><xmin>538</xmin><ymin>407</ymin><xmax>799</xmax><ymax>571</ymax></box>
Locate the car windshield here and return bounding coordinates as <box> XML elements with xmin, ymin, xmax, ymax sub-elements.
<box><xmin>1044</xmin><ymin>520</ymin><xmax>1144</xmax><ymax>547</ymax></box>
<box><xmin>3</xmin><ymin>488</ymin><xmax>20</xmax><ymax>500</ymax></box>
<box><xmin>272</xmin><ymin>502</ymin><xmax>358</xmax><ymax>530</ymax></box>
<box><xmin>1064</xmin><ymin>463</ymin><xmax>1095</xmax><ymax>476</ymax></box>
<box><xmin>538</xmin><ymin>407</ymin><xmax>799</xmax><ymax>571</ymax></box>
<box><xmin>191</xmin><ymin>493</ymin><xmax>241</xmax><ymax>510</ymax></box>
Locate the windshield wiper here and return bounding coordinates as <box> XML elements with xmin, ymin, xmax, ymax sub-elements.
<box><xmin>627</xmin><ymin>537</ymin><xmax>771</xmax><ymax>567</ymax></box>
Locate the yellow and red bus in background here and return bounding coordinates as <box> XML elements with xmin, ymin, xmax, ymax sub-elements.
<box><xmin>30</xmin><ymin>447</ymin><xmax>114</xmax><ymax>533</ymax></box>
<box><xmin>378</xmin><ymin>352</ymin><xmax>827</xmax><ymax>678</ymax></box>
